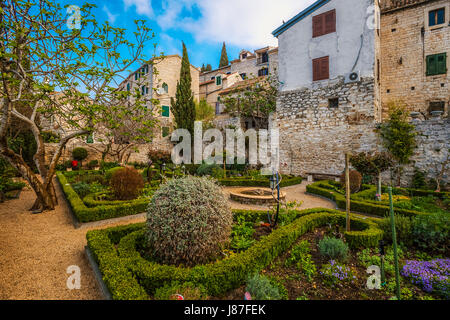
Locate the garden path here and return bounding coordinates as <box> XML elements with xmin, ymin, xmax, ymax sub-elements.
<box><xmin>0</xmin><ymin>180</ymin><xmax>345</xmax><ymax>299</ymax></box>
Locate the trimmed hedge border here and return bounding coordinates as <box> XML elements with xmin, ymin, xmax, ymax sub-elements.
<box><xmin>306</xmin><ymin>180</ymin><xmax>440</xmax><ymax>218</ymax></box>
<box><xmin>56</xmin><ymin>172</ymin><xmax>150</xmax><ymax>223</ymax></box>
<box><xmin>86</xmin><ymin>208</ymin><xmax>382</xmax><ymax>300</ymax></box>
<box><xmin>218</xmin><ymin>176</ymin><xmax>303</xmax><ymax>188</ymax></box>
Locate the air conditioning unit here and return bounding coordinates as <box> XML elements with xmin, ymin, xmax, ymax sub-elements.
<box><xmin>344</xmin><ymin>71</ymin><xmax>360</xmax><ymax>84</ymax></box>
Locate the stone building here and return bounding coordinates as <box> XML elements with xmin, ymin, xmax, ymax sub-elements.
<box><xmin>380</xmin><ymin>0</ymin><xmax>449</xmax><ymax>119</ymax></box>
<box><xmin>272</xmin><ymin>0</ymin><xmax>381</xmax><ymax>176</ymax></box>
<box><xmin>199</xmin><ymin>72</ymin><xmax>242</xmax><ymax>113</ymax></box>
<box><xmin>272</xmin><ymin>0</ymin><xmax>449</xmax><ymax>185</ymax></box>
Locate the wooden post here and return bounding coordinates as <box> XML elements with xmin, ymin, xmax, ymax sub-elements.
<box><xmin>345</xmin><ymin>152</ymin><xmax>351</xmax><ymax>232</ymax></box>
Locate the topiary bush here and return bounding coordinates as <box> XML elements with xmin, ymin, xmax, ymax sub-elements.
<box><xmin>105</xmin><ymin>167</ymin><xmax>123</xmax><ymax>181</ymax></box>
<box><xmin>340</xmin><ymin>170</ymin><xmax>362</xmax><ymax>194</ymax></box>
<box><xmin>145</xmin><ymin>176</ymin><xmax>232</xmax><ymax>267</ymax></box>
<box><xmin>245</xmin><ymin>274</ymin><xmax>282</xmax><ymax>300</ymax></box>
<box><xmin>72</xmin><ymin>147</ymin><xmax>88</xmax><ymax>162</ymax></box>
<box><xmin>110</xmin><ymin>167</ymin><xmax>144</xmax><ymax>200</ymax></box>
<box><xmin>318</xmin><ymin>237</ymin><xmax>349</xmax><ymax>261</ymax></box>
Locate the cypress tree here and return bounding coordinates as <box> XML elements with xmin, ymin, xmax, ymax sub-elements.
<box><xmin>171</xmin><ymin>42</ymin><xmax>196</xmax><ymax>136</ymax></box>
<box><xmin>206</xmin><ymin>64</ymin><xmax>212</xmax><ymax>71</ymax></box>
<box><xmin>219</xmin><ymin>42</ymin><xmax>229</xmax><ymax>68</ymax></box>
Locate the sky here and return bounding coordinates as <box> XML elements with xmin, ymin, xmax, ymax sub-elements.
<box><xmin>69</xmin><ymin>0</ymin><xmax>317</xmax><ymax>71</ymax></box>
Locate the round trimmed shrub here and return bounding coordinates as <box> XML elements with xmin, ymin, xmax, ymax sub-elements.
<box><xmin>340</xmin><ymin>170</ymin><xmax>362</xmax><ymax>194</ymax></box>
<box><xmin>110</xmin><ymin>167</ymin><xmax>144</xmax><ymax>200</ymax></box>
<box><xmin>72</xmin><ymin>147</ymin><xmax>88</xmax><ymax>161</ymax></box>
<box><xmin>145</xmin><ymin>176</ymin><xmax>232</xmax><ymax>267</ymax></box>
<box><xmin>318</xmin><ymin>237</ymin><xmax>349</xmax><ymax>261</ymax></box>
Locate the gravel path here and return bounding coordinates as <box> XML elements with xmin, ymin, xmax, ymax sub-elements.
<box><xmin>0</xmin><ymin>180</ymin><xmax>335</xmax><ymax>300</ymax></box>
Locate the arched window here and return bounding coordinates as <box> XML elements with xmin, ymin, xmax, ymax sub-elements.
<box><xmin>162</xmin><ymin>83</ymin><xmax>169</xmax><ymax>94</ymax></box>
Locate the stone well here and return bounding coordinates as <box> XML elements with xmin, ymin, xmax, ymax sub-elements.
<box><xmin>229</xmin><ymin>187</ymin><xmax>286</xmax><ymax>206</ymax></box>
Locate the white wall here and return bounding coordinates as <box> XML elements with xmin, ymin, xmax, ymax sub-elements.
<box><xmin>277</xmin><ymin>0</ymin><xmax>376</xmax><ymax>91</ymax></box>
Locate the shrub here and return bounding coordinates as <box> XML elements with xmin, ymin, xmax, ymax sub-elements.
<box><xmin>81</xmin><ymin>174</ymin><xmax>107</xmax><ymax>186</ymax></box>
<box><xmin>197</xmin><ymin>163</ymin><xmax>221</xmax><ymax>176</ymax></box>
<box><xmin>340</xmin><ymin>170</ymin><xmax>362</xmax><ymax>194</ymax></box>
<box><xmin>110</xmin><ymin>167</ymin><xmax>144</xmax><ymax>201</ymax></box>
<box><xmin>145</xmin><ymin>176</ymin><xmax>232</xmax><ymax>267</ymax></box>
<box><xmin>411</xmin><ymin>169</ymin><xmax>427</xmax><ymax>189</ymax></box>
<box><xmin>378</xmin><ymin>215</ymin><xmax>413</xmax><ymax>246</ymax></box>
<box><xmin>245</xmin><ymin>274</ymin><xmax>282</xmax><ymax>300</ymax></box>
<box><xmin>147</xmin><ymin>149</ymin><xmax>171</xmax><ymax>165</ymax></box>
<box><xmin>412</xmin><ymin>211</ymin><xmax>449</xmax><ymax>254</ymax></box>
<box><xmin>87</xmin><ymin>160</ymin><xmax>99</xmax><ymax>170</ymax></box>
<box><xmin>72</xmin><ymin>147</ymin><xmax>88</xmax><ymax>161</ymax></box>
<box><xmin>105</xmin><ymin>167</ymin><xmax>123</xmax><ymax>181</ymax></box>
<box><xmin>285</xmin><ymin>241</ymin><xmax>316</xmax><ymax>282</ymax></box>
<box><xmin>154</xmin><ymin>282</ymin><xmax>208</xmax><ymax>300</ymax></box>
<box><xmin>100</xmin><ymin>161</ymin><xmax>119</xmax><ymax>170</ymax></box>
<box><xmin>357</xmin><ymin>246</ymin><xmax>404</xmax><ymax>277</ymax></box>
<box><xmin>72</xmin><ymin>182</ymin><xmax>92</xmax><ymax>198</ymax></box>
<box><xmin>318</xmin><ymin>237</ymin><xmax>349</xmax><ymax>261</ymax></box>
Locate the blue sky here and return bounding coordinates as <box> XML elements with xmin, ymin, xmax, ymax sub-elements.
<box><xmin>65</xmin><ymin>0</ymin><xmax>316</xmax><ymax>72</ymax></box>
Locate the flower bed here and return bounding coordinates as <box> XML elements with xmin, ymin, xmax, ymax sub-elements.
<box><xmin>56</xmin><ymin>172</ymin><xmax>151</xmax><ymax>223</ymax></box>
<box><xmin>306</xmin><ymin>180</ymin><xmax>447</xmax><ymax>217</ymax></box>
<box><xmin>86</xmin><ymin>209</ymin><xmax>382</xmax><ymax>300</ymax></box>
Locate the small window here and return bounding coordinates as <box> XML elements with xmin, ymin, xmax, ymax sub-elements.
<box><xmin>426</xmin><ymin>53</ymin><xmax>447</xmax><ymax>76</ymax></box>
<box><xmin>261</xmin><ymin>52</ymin><xmax>269</xmax><ymax>63</ymax></box>
<box><xmin>258</xmin><ymin>68</ymin><xmax>269</xmax><ymax>77</ymax></box>
<box><xmin>429</xmin><ymin>8</ymin><xmax>445</xmax><ymax>27</ymax></box>
<box><xmin>240</xmin><ymin>73</ymin><xmax>247</xmax><ymax>80</ymax></box>
<box><xmin>162</xmin><ymin>105</ymin><xmax>170</xmax><ymax>117</ymax></box>
<box><xmin>162</xmin><ymin>83</ymin><xmax>169</xmax><ymax>94</ymax></box>
<box><xmin>216</xmin><ymin>76</ymin><xmax>222</xmax><ymax>86</ymax></box>
<box><xmin>126</xmin><ymin>83</ymin><xmax>131</xmax><ymax>92</ymax></box>
<box><xmin>141</xmin><ymin>86</ymin><xmax>148</xmax><ymax>95</ymax></box>
<box><xmin>328</xmin><ymin>98</ymin><xmax>339</xmax><ymax>108</ymax></box>
<box><xmin>211</xmin><ymin>76</ymin><xmax>215</xmax><ymax>80</ymax></box>
<box><xmin>313</xmin><ymin>56</ymin><xmax>329</xmax><ymax>81</ymax></box>
<box><xmin>162</xmin><ymin>127</ymin><xmax>170</xmax><ymax>138</ymax></box>
<box><xmin>429</xmin><ymin>101</ymin><xmax>445</xmax><ymax>114</ymax></box>
<box><xmin>313</xmin><ymin>9</ymin><xmax>336</xmax><ymax>38</ymax></box>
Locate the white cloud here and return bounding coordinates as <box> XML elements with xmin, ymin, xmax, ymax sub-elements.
<box><xmin>162</xmin><ymin>0</ymin><xmax>316</xmax><ymax>48</ymax></box>
<box><xmin>123</xmin><ymin>0</ymin><xmax>154</xmax><ymax>18</ymax></box>
<box><xmin>124</xmin><ymin>0</ymin><xmax>316</xmax><ymax>48</ymax></box>
<box><xmin>102</xmin><ymin>5</ymin><xmax>118</xmax><ymax>24</ymax></box>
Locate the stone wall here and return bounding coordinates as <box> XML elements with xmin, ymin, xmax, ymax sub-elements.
<box><xmin>380</xmin><ymin>0</ymin><xmax>450</xmax><ymax>119</ymax></box>
<box><xmin>276</xmin><ymin>77</ymin><xmax>379</xmax><ymax>176</ymax></box>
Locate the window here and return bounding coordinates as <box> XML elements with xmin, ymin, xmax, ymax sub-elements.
<box><xmin>328</xmin><ymin>98</ymin><xmax>339</xmax><ymax>108</ymax></box>
<box><xmin>242</xmin><ymin>53</ymin><xmax>247</xmax><ymax>59</ymax></box>
<box><xmin>126</xmin><ymin>83</ymin><xmax>131</xmax><ymax>92</ymax></box>
<box><xmin>162</xmin><ymin>105</ymin><xmax>170</xmax><ymax>117</ymax></box>
<box><xmin>141</xmin><ymin>86</ymin><xmax>148</xmax><ymax>95</ymax></box>
<box><xmin>426</xmin><ymin>53</ymin><xmax>447</xmax><ymax>76</ymax></box>
<box><xmin>261</xmin><ymin>52</ymin><xmax>269</xmax><ymax>63</ymax></box>
<box><xmin>258</xmin><ymin>68</ymin><xmax>269</xmax><ymax>77</ymax></box>
<box><xmin>162</xmin><ymin>83</ymin><xmax>169</xmax><ymax>94</ymax></box>
<box><xmin>135</xmin><ymin>72</ymin><xmax>140</xmax><ymax>81</ymax></box>
<box><xmin>429</xmin><ymin>101</ymin><xmax>445</xmax><ymax>115</ymax></box>
<box><xmin>162</xmin><ymin>127</ymin><xmax>170</xmax><ymax>138</ymax></box>
<box><xmin>216</xmin><ymin>75</ymin><xmax>222</xmax><ymax>86</ymax></box>
<box><xmin>313</xmin><ymin>56</ymin><xmax>329</xmax><ymax>81</ymax></box>
<box><xmin>211</xmin><ymin>76</ymin><xmax>215</xmax><ymax>80</ymax></box>
<box><xmin>215</xmin><ymin>102</ymin><xmax>221</xmax><ymax>115</ymax></box>
<box><xmin>313</xmin><ymin>9</ymin><xmax>336</xmax><ymax>38</ymax></box>
<box><xmin>429</xmin><ymin>8</ymin><xmax>445</xmax><ymax>26</ymax></box>
<box><xmin>240</xmin><ymin>73</ymin><xmax>247</xmax><ymax>80</ymax></box>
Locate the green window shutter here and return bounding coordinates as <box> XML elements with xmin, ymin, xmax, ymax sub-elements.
<box><xmin>437</xmin><ymin>53</ymin><xmax>447</xmax><ymax>74</ymax></box>
<box><xmin>162</xmin><ymin>106</ymin><xmax>170</xmax><ymax>117</ymax></box>
<box><xmin>426</xmin><ymin>55</ymin><xmax>437</xmax><ymax>76</ymax></box>
<box><xmin>162</xmin><ymin>127</ymin><xmax>170</xmax><ymax>138</ymax></box>
<box><xmin>86</xmin><ymin>134</ymin><xmax>94</xmax><ymax>144</ymax></box>
<box><xmin>216</xmin><ymin>76</ymin><xmax>222</xmax><ymax>85</ymax></box>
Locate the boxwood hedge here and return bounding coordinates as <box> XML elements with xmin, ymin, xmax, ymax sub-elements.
<box><xmin>218</xmin><ymin>176</ymin><xmax>303</xmax><ymax>188</ymax></box>
<box><xmin>56</xmin><ymin>172</ymin><xmax>150</xmax><ymax>223</ymax></box>
<box><xmin>306</xmin><ymin>180</ymin><xmax>441</xmax><ymax>218</ymax></box>
<box><xmin>86</xmin><ymin>209</ymin><xmax>382</xmax><ymax>299</ymax></box>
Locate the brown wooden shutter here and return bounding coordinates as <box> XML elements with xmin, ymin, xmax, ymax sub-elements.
<box><xmin>324</xmin><ymin>10</ymin><xmax>336</xmax><ymax>34</ymax></box>
<box><xmin>313</xmin><ymin>56</ymin><xmax>329</xmax><ymax>81</ymax></box>
<box><xmin>313</xmin><ymin>14</ymin><xmax>323</xmax><ymax>38</ymax></box>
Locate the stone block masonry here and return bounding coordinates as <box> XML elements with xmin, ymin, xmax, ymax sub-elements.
<box><xmin>276</xmin><ymin>77</ymin><xmax>380</xmax><ymax>177</ymax></box>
